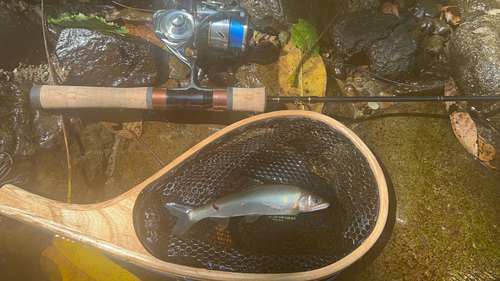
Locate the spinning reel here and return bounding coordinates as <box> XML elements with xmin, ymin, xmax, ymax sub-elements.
<box><xmin>153</xmin><ymin>1</ymin><xmax>252</xmax><ymax>90</ymax></box>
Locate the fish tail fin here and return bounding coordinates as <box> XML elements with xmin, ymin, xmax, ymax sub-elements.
<box><xmin>165</xmin><ymin>203</ymin><xmax>196</xmax><ymax>235</ymax></box>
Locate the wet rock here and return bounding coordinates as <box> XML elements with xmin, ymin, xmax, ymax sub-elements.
<box><xmin>240</xmin><ymin>0</ymin><xmax>288</xmax><ymax>33</ymax></box>
<box><xmin>330</xmin><ymin>9</ymin><xmax>415</xmax><ymax>81</ymax></box>
<box><xmin>32</xmin><ymin>118</ymin><xmax>115</xmax><ymax>203</ymax></box>
<box><xmin>414</xmin><ymin>0</ymin><xmax>440</xmax><ymax>18</ymax></box>
<box><xmin>33</xmin><ymin>111</ymin><xmax>62</xmax><ymax>149</ymax></box>
<box><xmin>431</xmin><ymin>18</ymin><xmax>451</xmax><ymax>35</ymax></box>
<box><xmin>168</xmin><ymin>54</ymin><xmax>190</xmax><ymax>80</ymax></box>
<box><xmin>449</xmin><ymin>15</ymin><xmax>500</xmax><ymax>97</ymax></box>
<box><xmin>235</xmin><ymin>62</ymin><xmax>279</xmax><ymax>96</ymax></box>
<box><xmin>423</xmin><ymin>34</ymin><xmax>444</xmax><ymax>55</ymax></box>
<box><xmin>456</xmin><ymin>0</ymin><xmax>500</xmax><ymax>20</ymax></box>
<box><xmin>347</xmin><ymin>0</ymin><xmax>380</xmax><ymax>12</ymax></box>
<box><xmin>55</xmin><ymin>28</ymin><xmax>157</xmax><ymax>87</ymax></box>
<box><xmin>248</xmin><ymin>41</ymin><xmax>280</xmax><ymax>65</ymax></box>
<box><xmin>0</xmin><ymin>2</ymin><xmax>44</xmax><ymax>71</ymax></box>
<box><xmin>0</xmin><ymin>82</ymin><xmax>36</xmax><ymax>158</ymax></box>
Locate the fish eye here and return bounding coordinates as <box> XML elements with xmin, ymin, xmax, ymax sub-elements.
<box><xmin>312</xmin><ymin>197</ymin><xmax>320</xmax><ymax>205</ymax></box>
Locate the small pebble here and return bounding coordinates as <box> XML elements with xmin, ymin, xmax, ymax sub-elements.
<box><xmin>367</xmin><ymin>102</ymin><xmax>380</xmax><ymax>110</ymax></box>
<box><xmin>343</xmin><ymin>83</ymin><xmax>357</xmax><ymax>97</ymax></box>
<box><xmin>379</xmin><ymin>102</ymin><xmax>391</xmax><ymax>109</ymax></box>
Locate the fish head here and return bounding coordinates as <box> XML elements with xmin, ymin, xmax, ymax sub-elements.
<box><xmin>297</xmin><ymin>191</ymin><xmax>330</xmax><ymax>212</ymax></box>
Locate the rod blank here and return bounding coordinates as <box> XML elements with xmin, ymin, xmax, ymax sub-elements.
<box><xmin>267</xmin><ymin>96</ymin><xmax>500</xmax><ymax>103</ymax></box>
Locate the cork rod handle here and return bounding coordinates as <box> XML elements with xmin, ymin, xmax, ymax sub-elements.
<box><xmin>30</xmin><ymin>85</ymin><xmax>267</xmax><ymax>112</ymax></box>
<box><xmin>30</xmin><ymin>85</ymin><xmax>161</xmax><ymax>110</ymax></box>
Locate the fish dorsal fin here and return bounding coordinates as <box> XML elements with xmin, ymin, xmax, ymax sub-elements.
<box><xmin>245</xmin><ymin>214</ymin><xmax>261</xmax><ymax>223</ymax></box>
<box><xmin>210</xmin><ymin>217</ymin><xmax>230</xmax><ymax>229</ymax></box>
<box><xmin>238</xmin><ymin>176</ymin><xmax>263</xmax><ymax>191</ymax></box>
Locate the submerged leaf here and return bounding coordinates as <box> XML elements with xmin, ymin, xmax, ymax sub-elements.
<box><xmin>100</xmin><ymin>121</ymin><xmax>142</xmax><ymax>140</ymax></box>
<box><xmin>40</xmin><ymin>237</ymin><xmax>140</xmax><ymax>281</ymax></box>
<box><xmin>444</xmin><ymin>79</ymin><xmax>498</xmax><ymax>168</ymax></box>
<box><xmin>478</xmin><ymin>135</ymin><xmax>499</xmax><ymax>169</ymax></box>
<box><xmin>290</xmin><ymin>19</ymin><xmax>319</xmax><ymax>57</ymax></box>
<box><xmin>380</xmin><ymin>2</ymin><xmax>400</xmax><ymax>19</ymax></box>
<box><xmin>123</xmin><ymin>22</ymin><xmax>168</xmax><ymax>50</ymax></box>
<box><xmin>49</xmin><ymin>13</ymin><xmax>129</xmax><ymax>36</ymax></box>
<box><xmin>278</xmin><ymin>36</ymin><xmax>326</xmax><ymax>112</ymax></box>
<box><xmin>445</xmin><ymin>80</ymin><xmax>478</xmax><ymax>157</ymax></box>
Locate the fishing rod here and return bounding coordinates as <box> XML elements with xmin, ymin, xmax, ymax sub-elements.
<box><xmin>267</xmin><ymin>95</ymin><xmax>500</xmax><ymax>103</ymax></box>
<box><xmin>30</xmin><ymin>85</ymin><xmax>500</xmax><ymax>113</ymax></box>
<box><xmin>30</xmin><ymin>2</ymin><xmax>500</xmax><ymax>114</ymax></box>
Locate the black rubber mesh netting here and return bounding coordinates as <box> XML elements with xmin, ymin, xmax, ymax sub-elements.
<box><xmin>133</xmin><ymin>116</ymin><xmax>380</xmax><ymax>273</ymax></box>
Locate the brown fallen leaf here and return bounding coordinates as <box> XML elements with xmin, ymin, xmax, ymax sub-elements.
<box><xmin>124</xmin><ymin>22</ymin><xmax>168</xmax><ymax>50</ymax></box>
<box><xmin>444</xmin><ymin>79</ymin><xmax>499</xmax><ymax>169</ymax></box>
<box><xmin>445</xmin><ymin>80</ymin><xmax>477</xmax><ymax>156</ymax></box>
<box><xmin>477</xmin><ymin>135</ymin><xmax>499</xmax><ymax>169</ymax></box>
<box><xmin>380</xmin><ymin>2</ymin><xmax>400</xmax><ymax>19</ymax></box>
<box><xmin>472</xmin><ymin>26</ymin><xmax>490</xmax><ymax>34</ymax></box>
<box><xmin>449</xmin><ymin>110</ymin><xmax>478</xmax><ymax>157</ymax></box>
<box><xmin>278</xmin><ymin>35</ymin><xmax>326</xmax><ymax>112</ymax></box>
<box><xmin>442</xmin><ymin>6</ymin><xmax>460</xmax><ymax>25</ymax></box>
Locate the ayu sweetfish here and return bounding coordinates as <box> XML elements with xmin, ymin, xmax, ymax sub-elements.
<box><xmin>165</xmin><ymin>184</ymin><xmax>330</xmax><ymax>235</ymax></box>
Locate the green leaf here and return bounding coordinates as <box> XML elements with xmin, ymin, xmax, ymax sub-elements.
<box><xmin>290</xmin><ymin>19</ymin><xmax>319</xmax><ymax>57</ymax></box>
<box><xmin>48</xmin><ymin>13</ymin><xmax>129</xmax><ymax>36</ymax></box>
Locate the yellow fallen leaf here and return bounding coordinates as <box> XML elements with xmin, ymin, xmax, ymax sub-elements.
<box><xmin>40</xmin><ymin>237</ymin><xmax>140</xmax><ymax>281</ymax></box>
<box><xmin>278</xmin><ymin>36</ymin><xmax>326</xmax><ymax>113</ymax></box>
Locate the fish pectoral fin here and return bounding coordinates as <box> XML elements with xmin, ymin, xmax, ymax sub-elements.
<box><xmin>238</xmin><ymin>177</ymin><xmax>263</xmax><ymax>191</ymax></box>
<box><xmin>244</xmin><ymin>214</ymin><xmax>261</xmax><ymax>223</ymax></box>
<box><xmin>286</xmin><ymin>209</ymin><xmax>300</xmax><ymax>215</ymax></box>
<box><xmin>211</xmin><ymin>217</ymin><xmax>230</xmax><ymax>229</ymax></box>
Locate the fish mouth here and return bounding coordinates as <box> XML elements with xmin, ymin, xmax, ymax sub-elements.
<box><xmin>311</xmin><ymin>202</ymin><xmax>330</xmax><ymax>211</ymax></box>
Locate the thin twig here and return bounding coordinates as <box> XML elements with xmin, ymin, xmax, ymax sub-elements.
<box><xmin>61</xmin><ymin>117</ymin><xmax>73</xmax><ymax>203</ymax></box>
<box><xmin>111</xmin><ymin>1</ymin><xmax>156</xmax><ymax>12</ymax></box>
<box><xmin>288</xmin><ymin>7</ymin><xmax>343</xmax><ymax>88</ymax></box>
<box><xmin>123</xmin><ymin>125</ymin><xmax>165</xmax><ymax>168</ymax></box>
<box><xmin>42</xmin><ymin>0</ymin><xmax>73</xmax><ymax>203</ymax></box>
<box><xmin>41</xmin><ymin>0</ymin><xmax>56</xmax><ymax>85</ymax></box>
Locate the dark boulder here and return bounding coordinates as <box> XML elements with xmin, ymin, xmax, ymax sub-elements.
<box><xmin>55</xmin><ymin>28</ymin><xmax>157</xmax><ymax>87</ymax></box>
<box><xmin>449</xmin><ymin>15</ymin><xmax>500</xmax><ymax>98</ymax></box>
<box><xmin>330</xmin><ymin>9</ymin><xmax>415</xmax><ymax>81</ymax></box>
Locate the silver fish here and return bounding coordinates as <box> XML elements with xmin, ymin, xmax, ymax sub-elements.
<box><xmin>165</xmin><ymin>184</ymin><xmax>330</xmax><ymax>235</ymax></box>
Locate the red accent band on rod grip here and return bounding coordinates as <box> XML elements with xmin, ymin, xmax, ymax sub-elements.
<box><xmin>213</xmin><ymin>88</ymin><xmax>227</xmax><ymax>110</ymax></box>
<box><xmin>152</xmin><ymin>88</ymin><xmax>167</xmax><ymax>110</ymax></box>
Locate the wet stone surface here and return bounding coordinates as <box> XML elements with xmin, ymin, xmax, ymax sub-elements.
<box><xmin>0</xmin><ymin>81</ymin><xmax>36</xmax><ymax>158</ymax></box>
<box><xmin>0</xmin><ymin>0</ymin><xmax>499</xmax><ymax>279</ymax></box>
<box><xmin>449</xmin><ymin>15</ymin><xmax>500</xmax><ymax>98</ymax></box>
<box><xmin>330</xmin><ymin>9</ymin><xmax>415</xmax><ymax>81</ymax></box>
<box><xmin>55</xmin><ymin>28</ymin><xmax>157</xmax><ymax>87</ymax></box>
<box><xmin>337</xmin><ymin>102</ymin><xmax>500</xmax><ymax>280</ymax></box>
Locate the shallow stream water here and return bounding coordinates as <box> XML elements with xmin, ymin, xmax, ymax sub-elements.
<box><xmin>0</xmin><ymin>0</ymin><xmax>499</xmax><ymax>280</ymax></box>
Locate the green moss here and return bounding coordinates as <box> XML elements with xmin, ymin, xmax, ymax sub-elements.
<box><xmin>337</xmin><ymin>102</ymin><xmax>500</xmax><ymax>280</ymax></box>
